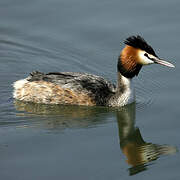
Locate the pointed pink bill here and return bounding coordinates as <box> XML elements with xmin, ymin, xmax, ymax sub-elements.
<box><xmin>154</xmin><ymin>57</ymin><xmax>175</xmax><ymax>68</ymax></box>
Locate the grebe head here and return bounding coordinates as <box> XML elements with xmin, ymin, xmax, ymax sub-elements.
<box><xmin>118</xmin><ymin>35</ymin><xmax>175</xmax><ymax>78</ymax></box>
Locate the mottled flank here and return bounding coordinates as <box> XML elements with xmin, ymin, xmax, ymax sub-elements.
<box><xmin>13</xmin><ymin>71</ymin><xmax>118</xmax><ymax>106</ymax></box>
<box><xmin>14</xmin><ymin>80</ymin><xmax>96</xmax><ymax>106</ymax></box>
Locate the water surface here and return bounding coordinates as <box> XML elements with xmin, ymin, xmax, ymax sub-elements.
<box><xmin>0</xmin><ymin>0</ymin><xmax>180</xmax><ymax>179</ymax></box>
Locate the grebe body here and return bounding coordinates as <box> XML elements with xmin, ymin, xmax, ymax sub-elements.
<box><xmin>13</xmin><ymin>36</ymin><xmax>174</xmax><ymax>107</ymax></box>
<box><xmin>13</xmin><ymin>71</ymin><xmax>134</xmax><ymax>106</ymax></box>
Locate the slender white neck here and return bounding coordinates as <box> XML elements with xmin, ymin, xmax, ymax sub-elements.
<box><xmin>116</xmin><ymin>73</ymin><xmax>135</xmax><ymax>106</ymax></box>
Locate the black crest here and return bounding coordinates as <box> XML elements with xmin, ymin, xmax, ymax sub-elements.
<box><xmin>124</xmin><ymin>35</ymin><xmax>157</xmax><ymax>57</ymax></box>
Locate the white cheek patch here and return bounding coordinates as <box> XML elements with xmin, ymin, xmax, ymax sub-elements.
<box><xmin>138</xmin><ymin>51</ymin><xmax>154</xmax><ymax>65</ymax></box>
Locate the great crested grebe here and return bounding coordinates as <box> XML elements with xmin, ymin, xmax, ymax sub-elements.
<box><xmin>13</xmin><ymin>35</ymin><xmax>174</xmax><ymax>107</ymax></box>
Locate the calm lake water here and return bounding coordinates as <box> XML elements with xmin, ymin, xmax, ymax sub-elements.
<box><xmin>0</xmin><ymin>0</ymin><xmax>180</xmax><ymax>179</ymax></box>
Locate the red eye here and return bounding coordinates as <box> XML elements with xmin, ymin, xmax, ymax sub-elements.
<box><xmin>144</xmin><ymin>53</ymin><xmax>148</xmax><ymax>57</ymax></box>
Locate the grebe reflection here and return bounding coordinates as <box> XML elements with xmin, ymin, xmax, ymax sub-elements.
<box><xmin>117</xmin><ymin>103</ymin><xmax>177</xmax><ymax>175</ymax></box>
<box><xmin>14</xmin><ymin>101</ymin><xmax>177</xmax><ymax>175</ymax></box>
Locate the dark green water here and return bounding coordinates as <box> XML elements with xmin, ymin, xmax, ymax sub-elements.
<box><xmin>0</xmin><ymin>0</ymin><xmax>179</xmax><ymax>179</ymax></box>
